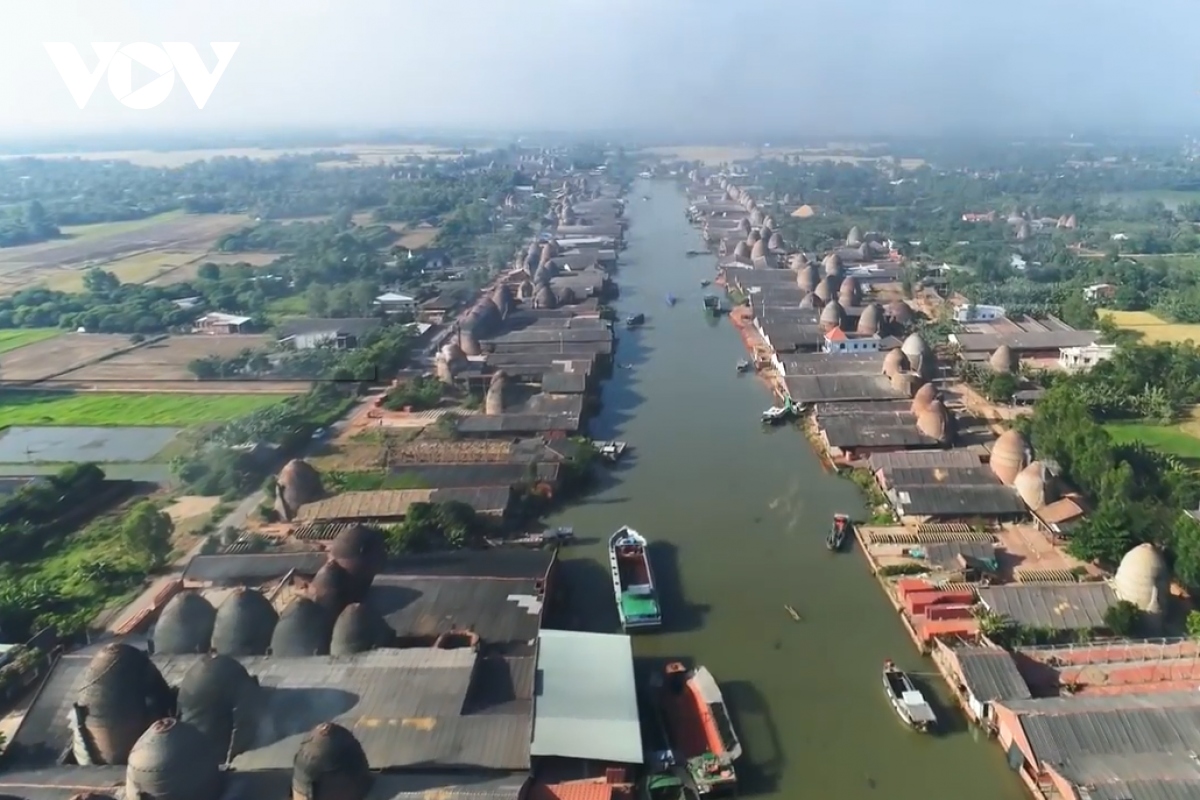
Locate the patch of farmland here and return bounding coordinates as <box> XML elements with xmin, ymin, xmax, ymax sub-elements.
<box><xmin>0</xmin><ymin>333</ymin><xmax>133</xmax><ymax>383</ymax></box>
<box><xmin>397</xmin><ymin>227</ymin><xmax>441</xmax><ymax>249</ymax></box>
<box><xmin>0</xmin><ymin>143</ymin><xmax>466</xmax><ymax>167</ymax></box>
<box><xmin>43</xmin><ymin>334</ymin><xmax>311</xmax><ymax>394</ymax></box>
<box><xmin>0</xmin><ymin>213</ymin><xmax>251</xmax><ymax>294</ymax></box>
<box><xmin>1101</xmin><ymin>310</ymin><xmax>1200</xmax><ymax>344</ymax></box>
<box><xmin>0</xmin><ymin>392</ymin><xmax>283</xmax><ymax>426</ymax></box>
<box><xmin>0</xmin><ymin>329</ymin><xmax>60</xmax><ymax>355</ymax></box>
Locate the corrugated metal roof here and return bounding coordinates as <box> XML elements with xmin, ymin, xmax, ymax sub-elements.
<box><xmin>815</xmin><ymin>399</ymin><xmax>912</xmax><ymax>417</ymax></box>
<box><xmin>951</xmin><ymin>330</ymin><xmax>1100</xmax><ymax>353</ymax></box>
<box><xmin>925</xmin><ymin>541</ymin><xmax>998</xmax><ymax>571</ymax></box>
<box><xmin>892</xmin><ymin>485</ymin><xmax>1027</xmax><ymax>517</ymax></box>
<box><xmin>784</xmin><ymin>375</ymin><xmax>905</xmax><ymax>403</ymax></box>
<box><xmin>1082</xmin><ymin>779</ymin><xmax>1200</xmax><ymax>800</ymax></box>
<box><xmin>821</xmin><ymin>417</ymin><xmax>934</xmax><ymax>449</ymax></box>
<box><xmin>780</xmin><ymin>352</ymin><xmax>885</xmax><ymax>377</ymax></box>
<box><xmin>485</xmin><ymin>328</ymin><xmax>612</xmax><ymax>346</ymax></box>
<box><xmin>182</xmin><ymin>552</ymin><xmax>327</xmax><ymax>583</ymax></box>
<box><xmin>0</xmin><ymin>765</ymin><xmax>126</xmax><ymax>799</ymax></box>
<box><xmin>869</xmin><ymin>450</ymin><xmax>982</xmax><ymax>471</ymax></box>
<box><xmin>372</xmin><ymin>575</ymin><xmax>544</xmax><ymax>645</ymax></box>
<box><xmin>13</xmin><ymin>649</ymin><xmax>533</xmax><ymax>773</ymax></box>
<box><xmin>977</xmin><ymin>584</ymin><xmax>1117</xmax><ymax>630</ymax></box>
<box><xmin>887</xmin><ymin>466</ymin><xmax>1001</xmax><ymax>488</ymax></box>
<box><xmin>457</xmin><ymin>413</ymin><xmax>582</xmax><ymax>435</ymax></box>
<box><xmin>222</xmin><ymin>771</ymin><xmax>529</xmax><ymax>800</ymax></box>
<box><xmin>531</xmin><ymin>630</ymin><xmax>642</xmax><ymax>764</ymax></box>
<box><xmin>542</xmin><ymin>372</ymin><xmax>589</xmax><ymax>394</ymax></box>
<box><xmin>951</xmin><ymin>647</ymin><xmax>1031</xmax><ymax>702</ymax></box>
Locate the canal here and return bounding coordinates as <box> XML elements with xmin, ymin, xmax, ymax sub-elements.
<box><xmin>547</xmin><ymin>179</ymin><xmax>1027</xmax><ymax>800</ymax></box>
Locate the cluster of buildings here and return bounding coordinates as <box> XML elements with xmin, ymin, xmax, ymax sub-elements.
<box><xmin>0</xmin><ymin>542</ymin><xmax>646</xmax><ymax>799</ymax></box>
<box><xmin>688</xmin><ymin>172</ymin><xmax>1196</xmax><ymax>800</ymax></box>
<box><xmin>0</xmin><ymin>160</ymin><xmax>648</xmax><ymax>800</ymax></box>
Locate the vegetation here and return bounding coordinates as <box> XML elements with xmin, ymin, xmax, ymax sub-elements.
<box><xmin>172</xmin><ymin>383</ymin><xmax>355</xmax><ymax>497</ymax></box>
<box><xmin>958</xmin><ymin>361</ymin><xmax>1020</xmax><ymax>403</ymax></box>
<box><xmin>877</xmin><ymin>563</ymin><xmax>929</xmax><ymax>577</ymax></box>
<box><xmin>0</xmin><ymin>328</ymin><xmax>59</xmax><ymax>354</ymax></box>
<box><xmin>382</xmin><ymin>376</ymin><xmax>446</xmax><ymax>412</ymax></box>
<box><xmin>381</xmin><ymin>501</ymin><xmax>486</xmax><ymax>554</ymax></box>
<box><xmin>0</xmin><ymin>391</ymin><xmax>285</xmax><ymax>427</ymax></box>
<box><xmin>1103</xmin><ymin>600</ymin><xmax>1145</xmax><ymax>638</ymax></box>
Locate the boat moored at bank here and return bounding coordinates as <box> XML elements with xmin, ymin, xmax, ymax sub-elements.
<box><xmin>883</xmin><ymin>660</ymin><xmax>936</xmax><ymax>732</ymax></box>
<box><xmin>653</xmin><ymin>662</ymin><xmax>743</xmax><ymax>796</ymax></box>
<box><xmin>827</xmin><ymin>513</ymin><xmax>851</xmax><ymax>551</ymax></box>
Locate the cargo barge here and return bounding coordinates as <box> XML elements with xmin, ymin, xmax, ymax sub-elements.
<box><xmin>609</xmin><ymin>527</ymin><xmax>662</xmax><ymax>631</ymax></box>
<box><xmin>652</xmin><ymin>662</ymin><xmax>742</xmax><ymax>796</ymax></box>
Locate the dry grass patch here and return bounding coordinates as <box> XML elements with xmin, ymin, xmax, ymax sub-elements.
<box><xmin>1101</xmin><ymin>310</ymin><xmax>1200</xmax><ymax>343</ymax></box>
<box><xmin>397</xmin><ymin>227</ymin><xmax>440</xmax><ymax>249</ymax></box>
<box><xmin>0</xmin><ymin>333</ymin><xmax>134</xmax><ymax>382</ymax></box>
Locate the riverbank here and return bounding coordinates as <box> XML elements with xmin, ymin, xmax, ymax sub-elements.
<box><xmin>550</xmin><ymin>179</ymin><xmax>1026</xmax><ymax>800</ymax></box>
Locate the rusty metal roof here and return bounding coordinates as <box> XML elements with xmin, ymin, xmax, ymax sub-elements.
<box><xmin>950</xmin><ymin>647</ymin><xmax>1031</xmax><ymax>702</ymax></box>
<box><xmin>977</xmin><ymin>584</ymin><xmax>1117</xmax><ymax>631</ymax></box>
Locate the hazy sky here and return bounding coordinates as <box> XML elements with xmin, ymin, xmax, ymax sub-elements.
<box><xmin>4</xmin><ymin>0</ymin><xmax>1200</xmax><ymax>140</ymax></box>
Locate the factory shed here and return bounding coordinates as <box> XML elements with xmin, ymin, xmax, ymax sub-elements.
<box><xmin>880</xmin><ymin>466</ymin><xmax>1001</xmax><ymax>491</ymax></box>
<box><xmin>950</xmin><ymin>330</ymin><xmax>1101</xmax><ymax>357</ymax></box>
<box><xmin>820</xmin><ymin>416</ymin><xmax>940</xmax><ymax>455</ymax></box>
<box><xmin>889</xmin><ymin>484</ymin><xmax>1027</xmax><ymax>519</ymax></box>
<box><xmin>372</xmin><ymin>575</ymin><xmax>546</xmax><ymax>646</ymax></box>
<box><xmin>295</xmin><ymin>487</ymin><xmax>513</xmax><ymax>523</ymax></box>
<box><xmin>541</xmin><ymin>371</ymin><xmax>589</xmax><ymax>394</ymax></box>
<box><xmin>9</xmin><ymin>649</ymin><xmax>534</xmax><ymax>773</ymax></box>
<box><xmin>869</xmin><ymin>449</ymin><xmax>982</xmax><ymax>472</ymax></box>
<box><xmin>530</xmin><ymin>630</ymin><xmax>643</xmax><ymax>765</ymax></box>
<box><xmin>784</xmin><ymin>375</ymin><xmax>906</xmax><ymax>404</ymax></box>
<box><xmin>977</xmin><ymin>584</ymin><xmax>1118</xmax><ymax>631</ymax></box>
<box><xmin>814</xmin><ymin>399</ymin><xmax>912</xmax><ymax>417</ymax></box>
<box><xmin>993</xmin><ymin>692</ymin><xmax>1200</xmax><ymax>800</ymax></box>
<box><xmin>936</xmin><ymin>644</ymin><xmax>1030</xmax><ymax>725</ymax></box>
<box><xmin>457</xmin><ymin>412</ymin><xmax>583</xmax><ymax>437</ymax></box>
<box><xmin>755</xmin><ymin>321</ymin><xmax>825</xmax><ymax>353</ymax></box>
<box><xmin>923</xmin><ymin>541</ymin><xmax>1000</xmax><ymax>575</ymax></box>
<box><xmin>779</xmin><ymin>352</ymin><xmax>885</xmax><ymax>377</ymax></box>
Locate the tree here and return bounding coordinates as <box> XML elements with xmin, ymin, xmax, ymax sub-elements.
<box><xmin>197</xmin><ymin>263</ymin><xmax>221</xmax><ymax>281</ymax></box>
<box><xmin>1103</xmin><ymin>600</ymin><xmax>1143</xmax><ymax>637</ymax></box>
<box><xmin>1187</xmin><ymin>610</ymin><xmax>1200</xmax><ymax>639</ymax></box>
<box><xmin>121</xmin><ymin>501</ymin><xmax>174</xmax><ymax>569</ymax></box>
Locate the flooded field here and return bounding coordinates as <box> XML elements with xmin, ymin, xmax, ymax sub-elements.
<box><xmin>0</xmin><ymin>426</ymin><xmax>182</xmax><ymax>463</ymax></box>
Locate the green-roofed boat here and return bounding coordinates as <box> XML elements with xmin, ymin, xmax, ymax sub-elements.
<box><xmin>610</xmin><ymin>526</ymin><xmax>662</xmax><ymax>631</ymax></box>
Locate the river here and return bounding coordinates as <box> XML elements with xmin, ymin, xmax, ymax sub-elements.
<box><xmin>546</xmin><ymin>180</ymin><xmax>1027</xmax><ymax>800</ymax></box>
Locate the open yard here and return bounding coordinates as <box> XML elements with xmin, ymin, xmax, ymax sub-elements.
<box><xmin>0</xmin><ymin>333</ymin><xmax>135</xmax><ymax>383</ymax></box>
<box><xmin>1104</xmin><ymin>416</ymin><xmax>1200</xmax><ymax>462</ymax></box>
<box><xmin>45</xmin><ymin>334</ymin><xmax>311</xmax><ymax>393</ymax></box>
<box><xmin>1101</xmin><ymin>310</ymin><xmax>1200</xmax><ymax>344</ymax></box>
<box><xmin>0</xmin><ymin>212</ymin><xmax>252</xmax><ymax>295</ymax></box>
<box><xmin>0</xmin><ymin>328</ymin><xmax>59</xmax><ymax>355</ymax></box>
<box><xmin>0</xmin><ymin>391</ymin><xmax>283</xmax><ymax>426</ymax></box>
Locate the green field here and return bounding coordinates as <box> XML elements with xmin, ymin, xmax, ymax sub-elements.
<box><xmin>0</xmin><ymin>328</ymin><xmax>60</xmax><ymax>354</ymax></box>
<box><xmin>1103</xmin><ymin>420</ymin><xmax>1200</xmax><ymax>461</ymax></box>
<box><xmin>58</xmin><ymin>210</ymin><xmax>186</xmax><ymax>241</ymax></box>
<box><xmin>0</xmin><ymin>392</ymin><xmax>284</xmax><ymax>426</ymax></box>
<box><xmin>266</xmin><ymin>295</ymin><xmax>309</xmax><ymax>316</ymax></box>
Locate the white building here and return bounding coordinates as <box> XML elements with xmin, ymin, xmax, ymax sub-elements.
<box><xmin>374</xmin><ymin>292</ymin><xmax>417</xmax><ymax>315</ymax></box>
<box><xmin>952</xmin><ymin>303</ymin><xmax>1006</xmax><ymax>323</ymax></box>
<box><xmin>822</xmin><ymin>327</ymin><xmax>880</xmax><ymax>354</ymax></box>
<box><xmin>1058</xmin><ymin>344</ymin><xmax>1117</xmax><ymax>372</ymax></box>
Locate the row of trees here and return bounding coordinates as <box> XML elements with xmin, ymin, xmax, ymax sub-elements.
<box><xmin>0</xmin><ymin>201</ymin><xmax>59</xmax><ymax>247</ymax></box>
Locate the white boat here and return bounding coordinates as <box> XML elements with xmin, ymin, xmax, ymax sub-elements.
<box><xmin>882</xmin><ymin>660</ymin><xmax>936</xmax><ymax>732</ymax></box>
<box><xmin>596</xmin><ymin>441</ymin><xmax>628</xmax><ymax>462</ymax></box>
<box><xmin>761</xmin><ymin>397</ymin><xmax>799</xmax><ymax>424</ymax></box>
<box><xmin>609</xmin><ymin>527</ymin><xmax>662</xmax><ymax>631</ymax></box>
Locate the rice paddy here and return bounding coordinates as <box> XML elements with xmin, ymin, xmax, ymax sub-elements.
<box><xmin>0</xmin><ymin>328</ymin><xmax>60</xmax><ymax>354</ymax></box>
<box><xmin>0</xmin><ymin>392</ymin><xmax>285</xmax><ymax>427</ymax></box>
<box><xmin>1101</xmin><ymin>310</ymin><xmax>1200</xmax><ymax>344</ymax></box>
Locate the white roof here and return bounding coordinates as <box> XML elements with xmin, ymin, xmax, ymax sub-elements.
<box><xmin>530</xmin><ymin>629</ymin><xmax>643</xmax><ymax>764</ymax></box>
<box><xmin>196</xmin><ymin>311</ymin><xmax>251</xmax><ymax>326</ymax></box>
<box><xmin>375</xmin><ymin>292</ymin><xmax>415</xmax><ymax>302</ymax></box>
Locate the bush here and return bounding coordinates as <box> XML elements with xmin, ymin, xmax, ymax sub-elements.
<box><xmin>878</xmin><ymin>563</ymin><xmax>929</xmax><ymax>577</ymax></box>
<box><xmin>1103</xmin><ymin>599</ymin><xmax>1144</xmax><ymax>637</ymax></box>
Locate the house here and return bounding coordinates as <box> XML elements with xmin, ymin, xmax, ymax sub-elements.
<box><xmin>418</xmin><ymin>294</ymin><xmax>459</xmax><ymax>324</ymax></box>
<box><xmin>374</xmin><ymin>292</ymin><xmax>418</xmax><ymax>315</ymax></box>
<box><xmin>194</xmin><ymin>311</ymin><xmax>252</xmax><ymax>334</ymax></box>
<box><xmin>171</xmin><ymin>296</ymin><xmax>203</xmax><ymax>311</ymax></box>
<box><xmin>1058</xmin><ymin>343</ymin><xmax>1116</xmax><ymax>372</ymax></box>
<box><xmin>1083</xmin><ymin>283</ymin><xmax>1116</xmax><ymax>301</ymax></box>
<box><xmin>952</xmin><ymin>303</ymin><xmax>1006</xmax><ymax>323</ymax></box>
<box><xmin>276</xmin><ymin>317</ymin><xmax>383</xmax><ymax>350</ymax></box>
<box><xmin>822</xmin><ymin>327</ymin><xmax>880</xmax><ymax>355</ymax></box>
<box><xmin>961</xmin><ymin>211</ymin><xmax>997</xmax><ymax>223</ymax></box>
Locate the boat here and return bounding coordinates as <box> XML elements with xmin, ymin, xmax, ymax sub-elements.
<box><xmin>784</xmin><ymin>604</ymin><xmax>802</xmax><ymax>622</ymax></box>
<box><xmin>827</xmin><ymin>513</ymin><xmax>851</xmax><ymax>551</ymax></box>
<box><xmin>702</xmin><ymin>295</ymin><xmax>720</xmax><ymax>312</ymax></box>
<box><xmin>883</xmin><ymin>660</ymin><xmax>937</xmax><ymax>732</ymax></box>
<box><xmin>653</xmin><ymin>663</ymin><xmax>743</xmax><ymax>796</ymax></box>
<box><xmin>699</xmin><ymin>279</ymin><xmax>711</xmax><ymax>287</ymax></box>
<box><xmin>686</xmin><ymin>250</ymin><xmax>708</xmax><ymax>258</ymax></box>
<box><xmin>761</xmin><ymin>397</ymin><xmax>799</xmax><ymax>424</ymax></box>
<box><xmin>596</xmin><ymin>440</ymin><xmax>628</xmax><ymax>462</ymax></box>
<box><xmin>735</xmin><ymin>359</ymin><xmax>752</xmax><ymax>374</ymax></box>
<box><xmin>626</xmin><ymin>312</ymin><xmax>646</xmax><ymax>327</ymax></box>
<box><xmin>609</xmin><ymin>527</ymin><xmax>662</xmax><ymax>631</ymax></box>
<box><xmin>666</xmin><ymin>294</ymin><xmax>677</xmax><ymax>307</ymax></box>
